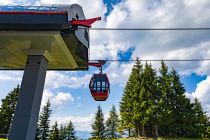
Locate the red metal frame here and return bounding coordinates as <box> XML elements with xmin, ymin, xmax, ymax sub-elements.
<box><xmin>88</xmin><ymin>62</ymin><xmax>103</xmax><ymax>68</ymax></box>
<box><xmin>70</xmin><ymin>16</ymin><xmax>101</xmax><ymax>28</ymax></box>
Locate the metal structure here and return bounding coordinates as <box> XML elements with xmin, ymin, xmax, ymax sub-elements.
<box><xmin>0</xmin><ymin>4</ymin><xmax>89</xmax><ymax>70</ymax></box>
<box><xmin>89</xmin><ymin>61</ymin><xmax>110</xmax><ymax>101</ymax></box>
<box><xmin>0</xmin><ymin>4</ymin><xmax>93</xmax><ymax>140</ymax></box>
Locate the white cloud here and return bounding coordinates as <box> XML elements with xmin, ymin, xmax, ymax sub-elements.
<box><xmin>164</xmin><ymin>41</ymin><xmax>210</xmax><ymax>75</ymax></box>
<box><xmin>51</xmin><ymin>112</ymin><xmax>109</xmax><ymax>131</ymax></box>
<box><xmin>0</xmin><ymin>71</ymin><xmax>23</xmax><ymax>81</ymax></box>
<box><xmin>104</xmin><ymin>62</ymin><xmax>133</xmax><ymax>86</ymax></box>
<box><xmin>51</xmin><ymin>92</ymin><xmax>74</xmax><ymax>107</ymax></box>
<box><xmin>185</xmin><ymin>92</ymin><xmax>193</xmax><ymax>100</ymax></box>
<box><xmin>52</xmin><ymin>114</ymin><xmax>94</xmax><ymax>131</ymax></box>
<box><xmin>41</xmin><ymin>89</ymin><xmax>53</xmax><ymax>106</ymax></box>
<box><xmin>38</xmin><ymin>0</ymin><xmax>106</xmax><ymax>19</ymax></box>
<box><xmin>45</xmin><ymin>71</ymin><xmax>91</xmax><ymax>89</ymax></box>
<box><xmin>76</xmin><ymin>0</ymin><xmax>210</xmax><ymax>88</ymax></box>
<box><xmin>90</xmin><ymin>0</ymin><xmax>210</xmax><ymax>77</ymax></box>
<box><xmin>186</xmin><ymin>76</ymin><xmax>210</xmax><ymax>116</ymax></box>
<box><xmin>0</xmin><ymin>0</ymin><xmax>12</xmax><ymax>4</ymax></box>
<box><xmin>41</xmin><ymin>90</ymin><xmax>74</xmax><ymax>109</ymax></box>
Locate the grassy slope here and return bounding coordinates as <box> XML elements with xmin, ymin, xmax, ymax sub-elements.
<box><xmin>119</xmin><ymin>138</ymin><xmax>204</xmax><ymax>140</ymax></box>
<box><xmin>1</xmin><ymin>138</ymin><xmax>205</xmax><ymax>140</ymax></box>
<box><xmin>91</xmin><ymin>138</ymin><xmax>203</xmax><ymax>140</ymax></box>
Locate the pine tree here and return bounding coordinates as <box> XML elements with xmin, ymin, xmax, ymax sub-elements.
<box><xmin>204</xmin><ymin>121</ymin><xmax>210</xmax><ymax>138</ymax></box>
<box><xmin>119</xmin><ymin>58</ymin><xmax>143</xmax><ymax>137</ymax></box>
<box><xmin>141</xmin><ymin>63</ymin><xmax>159</xmax><ymax>138</ymax></box>
<box><xmin>170</xmin><ymin>68</ymin><xmax>193</xmax><ymax>137</ymax></box>
<box><xmin>66</xmin><ymin>121</ymin><xmax>76</xmax><ymax>140</ymax></box>
<box><xmin>131</xmin><ymin>59</ymin><xmax>144</xmax><ymax>137</ymax></box>
<box><xmin>59</xmin><ymin>124</ymin><xmax>66</xmax><ymax>140</ymax></box>
<box><xmin>91</xmin><ymin>105</ymin><xmax>105</xmax><ymax>139</ymax></box>
<box><xmin>49</xmin><ymin>121</ymin><xmax>59</xmax><ymax>140</ymax></box>
<box><xmin>0</xmin><ymin>85</ymin><xmax>20</xmax><ymax>138</ymax></box>
<box><xmin>36</xmin><ymin>100</ymin><xmax>52</xmax><ymax>140</ymax></box>
<box><xmin>191</xmin><ymin>98</ymin><xmax>209</xmax><ymax>138</ymax></box>
<box><xmin>118</xmin><ymin>60</ymin><xmax>210</xmax><ymax>138</ymax></box>
<box><xmin>158</xmin><ymin>61</ymin><xmax>174</xmax><ymax>136</ymax></box>
<box><xmin>105</xmin><ymin>105</ymin><xmax>119</xmax><ymax>139</ymax></box>
<box><xmin>119</xmin><ymin>83</ymin><xmax>134</xmax><ymax>137</ymax></box>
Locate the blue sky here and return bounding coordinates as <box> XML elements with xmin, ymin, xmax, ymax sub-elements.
<box><xmin>1</xmin><ymin>0</ymin><xmax>210</xmax><ymax>132</ymax></box>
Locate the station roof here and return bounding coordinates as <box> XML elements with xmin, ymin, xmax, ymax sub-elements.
<box><xmin>0</xmin><ymin>4</ymin><xmax>82</xmax><ymax>12</ymax></box>
<box><xmin>0</xmin><ymin>4</ymin><xmax>89</xmax><ymax>70</ymax></box>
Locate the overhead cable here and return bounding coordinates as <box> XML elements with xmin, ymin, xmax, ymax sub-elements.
<box><xmin>88</xmin><ymin>27</ymin><xmax>210</xmax><ymax>31</ymax></box>
<box><xmin>89</xmin><ymin>59</ymin><xmax>210</xmax><ymax>62</ymax></box>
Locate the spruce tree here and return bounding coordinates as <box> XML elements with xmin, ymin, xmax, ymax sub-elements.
<box><xmin>191</xmin><ymin>98</ymin><xmax>209</xmax><ymax>138</ymax></box>
<box><xmin>66</xmin><ymin>121</ymin><xmax>76</xmax><ymax>140</ymax></box>
<box><xmin>119</xmin><ymin>83</ymin><xmax>134</xmax><ymax>137</ymax></box>
<box><xmin>105</xmin><ymin>105</ymin><xmax>119</xmax><ymax>139</ymax></box>
<box><xmin>0</xmin><ymin>85</ymin><xmax>20</xmax><ymax>138</ymax></box>
<box><xmin>158</xmin><ymin>61</ymin><xmax>174</xmax><ymax>136</ymax></box>
<box><xmin>36</xmin><ymin>100</ymin><xmax>52</xmax><ymax>140</ymax></box>
<box><xmin>118</xmin><ymin>60</ymin><xmax>210</xmax><ymax>138</ymax></box>
<box><xmin>141</xmin><ymin>63</ymin><xmax>159</xmax><ymax>138</ymax></box>
<box><xmin>120</xmin><ymin>58</ymin><xmax>143</xmax><ymax>137</ymax></box>
<box><xmin>91</xmin><ymin>105</ymin><xmax>105</xmax><ymax>139</ymax></box>
<box><xmin>59</xmin><ymin>124</ymin><xmax>66</xmax><ymax>140</ymax></box>
<box><xmin>204</xmin><ymin>122</ymin><xmax>210</xmax><ymax>138</ymax></box>
<box><xmin>49</xmin><ymin>121</ymin><xmax>59</xmax><ymax>140</ymax></box>
<box><xmin>170</xmin><ymin>68</ymin><xmax>193</xmax><ymax>137</ymax></box>
<box><xmin>131</xmin><ymin>59</ymin><xmax>144</xmax><ymax>137</ymax></box>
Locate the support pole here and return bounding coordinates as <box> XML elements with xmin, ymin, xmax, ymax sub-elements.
<box><xmin>9</xmin><ymin>55</ymin><xmax>48</xmax><ymax>140</ymax></box>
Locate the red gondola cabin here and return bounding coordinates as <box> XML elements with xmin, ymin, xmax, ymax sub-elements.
<box><xmin>89</xmin><ymin>73</ymin><xmax>110</xmax><ymax>101</ymax></box>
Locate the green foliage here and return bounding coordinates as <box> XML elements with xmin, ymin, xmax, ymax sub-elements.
<box><xmin>119</xmin><ymin>60</ymin><xmax>210</xmax><ymax>139</ymax></box>
<box><xmin>0</xmin><ymin>85</ymin><xmax>20</xmax><ymax>138</ymax></box>
<box><xmin>138</xmin><ymin>62</ymin><xmax>159</xmax><ymax>136</ymax></box>
<box><xmin>59</xmin><ymin>125</ymin><xmax>66</xmax><ymax>140</ymax></box>
<box><xmin>49</xmin><ymin>121</ymin><xmax>59</xmax><ymax>140</ymax></box>
<box><xmin>190</xmin><ymin>98</ymin><xmax>209</xmax><ymax>138</ymax></box>
<box><xmin>158</xmin><ymin>62</ymin><xmax>176</xmax><ymax>136</ymax></box>
<box><xmin>105</xmin><ymin>105</ymin><xmax>119</xmax><ymax>139</ymax></box>
<box><xmin>0</xmin><ymin>85</ymin><xmax>79</xmax><ymax>140</ymax></box>
<box><xmin>65</xmin><ymin>121</ymin><xmax>76</xmax><ymax>140</ymax></box>
<box><xmin>91</xmin><ymin>105</ymin><xmax>106</xmax><ymax>139</ymax></box>
<box><xmin>119</xmin><ymin>58</ymin><xmax>143</xmax><ymax>137</ymax></box>
<box><xmin>36</xmin><ymin>100</ymin><xmax>52</xmax><ymax>140</ymax></box>
<box><xmin>49</xmin><ymin>120</ymin><xmax>76</xmax><ymax>140</ymax></box>
<box><xmin>167</xmin><ymin>68</ymin><xmax>193</xmax><ymax>137</ymax></box>
<box><xmin>142</xmin><ymin>62</ymin><xmax>159</xmax><ymax>138</ymax></box>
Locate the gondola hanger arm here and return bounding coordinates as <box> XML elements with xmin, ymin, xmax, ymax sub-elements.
<box><xmin>88</xmin><ymin>62</ymin><xmax>102</xmax><ymax>68</ymax></box>
<box><xmin>70</xmin><ymin>16</ymin><xmax>101</xmax><ymax>28</ymax></box>
<box><xmin>88</xmin><ymin>60</ymin><xmax>106</xmax><ymax>68</ymax></box>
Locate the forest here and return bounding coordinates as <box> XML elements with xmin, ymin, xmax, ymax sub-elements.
<box><xmin>91</xmin><ymin>60</ymin><xmax>210</xmax><ymax>139</ymax></box>
<box><xmin>0</xmin><ymin>60</ymin><xmax>210</xmax><ymax>139</ymax></box>
<box><xmin>119</xmin><ymin>59</ymin><xmax>210</xmax><ymax>138</ymax></box>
